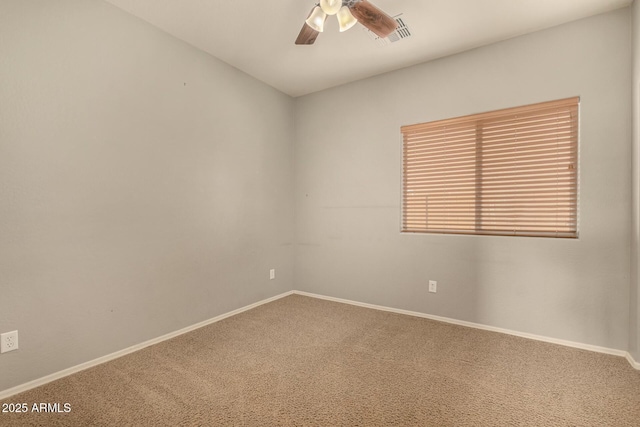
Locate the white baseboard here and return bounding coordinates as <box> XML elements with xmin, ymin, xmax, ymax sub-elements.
<box><xmin>293</xmin><ymin>290</ymin><xmax>639</xmax><ymax>370</ymax></box>
<box><xmin>627</xmin><ymin>351</ymin><xmax>640</xmax><ymax>370</ymax></box>
<box><xmin>0</xmin><ymin>291</ymin><xmax>294</xmax><ymax>401</ymax></box>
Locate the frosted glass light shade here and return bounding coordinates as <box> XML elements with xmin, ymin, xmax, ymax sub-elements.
<box><xmin>337</xmin><ymin>6</ymin><xmax>357</xmax><ymax>32</ymax></box>
<box><xmin>305</xmin><ymin>6</ymin><xmax>327</xmax><ymax>32</ymax></box>
<box><xmin>320</xmin><ymin>0</ymin><xmax>342</xmax><ymax>16</ymax></box>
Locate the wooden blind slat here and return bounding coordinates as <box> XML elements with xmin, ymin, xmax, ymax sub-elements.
<box><xmin>405</xmin><ymin>157</ymin><xmax>575</xmax><ymax>171</ymax></box>
<box><xmin>406</xmin><ymin>169</ymin><xmax>577</xmax><ymax>181</ymax></box>
<box><xmin>401</xmin><ymin>97</ymin><xmax>579</xmax><ymax>238</ymax></box>
<box><xmin>405</xmin><ymin>202</ymin><xmax>575</xmax><ymax>209</ymax></box>
<box><xmin>403</xmin><ymin>148</ymin><xmax>576</xmax><ymax>164</ymax></box>
<box><xmin>406</xmin><ymin>162</ymin><xmax>572</xmax><ymax>178</ymax></box>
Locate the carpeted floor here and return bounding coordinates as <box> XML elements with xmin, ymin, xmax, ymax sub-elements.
<box><xmin>1</xmin><ymin>294</ymin><xmax>639</xmax><ymax>426</ymax></box>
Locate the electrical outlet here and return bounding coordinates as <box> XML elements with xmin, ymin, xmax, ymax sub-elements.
<box><xmin>429</xmin><ymin>280</ymin><xmax>437</xmax><ymax>293</ymax></box>
<box><xmin>270</xmin><ymin>269</ymin><xmax>275</xmax><ymax>280</ymax></box>
<box><xmin>1</xmin><ymin>330</ymin><xmax>19</xmax><ymax>353</ymax></box>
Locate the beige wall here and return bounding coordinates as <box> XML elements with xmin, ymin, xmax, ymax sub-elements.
<box><xmin>631</xmin><ymin>0</ymin><xmax>640</xmax><ymax>362</ymax></box>
<box><xmin>0</xmin><ymin>0</ymin><xmax>295</xmax><ymax>391</ymax></box>
<box><xmin>295</xmin><ymin>8</ymin><xmax>632</xmax><ymax>351</ymax></box>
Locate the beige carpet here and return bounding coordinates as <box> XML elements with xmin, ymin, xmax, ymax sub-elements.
<box><xmin>1</xmin><ymin>294</ymin><xmax>639</xmax><ymax>426</ymax></box>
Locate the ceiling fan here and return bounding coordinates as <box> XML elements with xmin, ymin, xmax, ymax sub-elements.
<box><xmin>295</xmin><ymin>0</ymin><xmax>398</xmax><ymax>45</ymax></box>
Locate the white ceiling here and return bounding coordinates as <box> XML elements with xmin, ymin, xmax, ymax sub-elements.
<box><xmin>103</xmin><ymin>0</ymin><xmax>632</xmax><ymax>97</ymax></box>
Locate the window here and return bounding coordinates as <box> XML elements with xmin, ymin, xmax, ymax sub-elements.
<box><xmin>401</xmin><ymin>97</ymin><xmax>579</xmax><ymax>238</ymax></box>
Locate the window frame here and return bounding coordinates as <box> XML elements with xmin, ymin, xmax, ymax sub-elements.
<box><xmin>400</xmin><ymin>97</ymin><xmax>580</xmax><ymax>239</ymax></box>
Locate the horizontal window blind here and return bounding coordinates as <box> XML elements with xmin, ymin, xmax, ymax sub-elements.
<box><xmin>401</xmin><ymin>97</ymin><xmax>579</xmax><ymax>238</ymax></box>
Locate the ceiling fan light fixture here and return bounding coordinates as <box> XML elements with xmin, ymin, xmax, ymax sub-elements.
<box><xmin>320</xmin><ymin>0</ymin><xmax>342</xmax><ymax>16</ymax></box>
<box><xmin>337</xmin><ymin>6</ymin><xmax>358</xmax><ymax>32</ymax></box>
<box><xmin>305</xmin><ymin>6</ymin><xmax>327</xmax><ymax>32</ymax></box>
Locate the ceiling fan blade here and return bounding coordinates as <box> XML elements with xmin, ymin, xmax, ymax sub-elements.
<box><xmin>295</xmin><ymin>22</ymin><xmax>320</xmax><ymax>45</ymax></box>
<box><xmin>349</xmin><ymin>0</ymin><xmax>398</xmax><ymax>38</ymax></box>
<box><xmin>296</xmin><ymin>6</ymin><xmax>324</xmax><ymax>45</ymax></box>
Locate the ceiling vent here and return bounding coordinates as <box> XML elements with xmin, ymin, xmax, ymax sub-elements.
<box><xmin>364</xmin><ymin>14</ymin><xmax>411</xmax><ymax>47</ymax></box>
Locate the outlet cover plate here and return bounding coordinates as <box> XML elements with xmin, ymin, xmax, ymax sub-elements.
<box><xmin>1</xmin><ymin>330</ymin><xmax>19</xmax><ymax>353</ymax></box>
<box><xmin>429</xmin><ymin>280</ymin><xmax>437</xmax><ymax>293</ymax></box>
